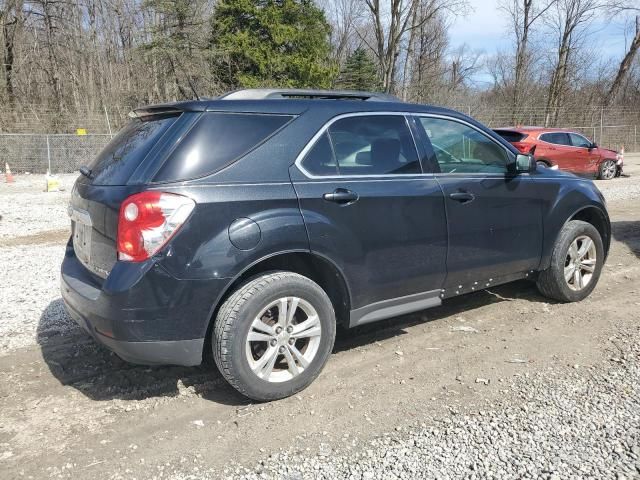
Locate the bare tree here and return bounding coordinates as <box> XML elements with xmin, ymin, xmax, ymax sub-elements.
<box><xmin>544</xmin><ymin>0</ymin><xmax>603</xmax><ymax>126</ymax></box>
<box><xmin>407</xmin><ymin>10</ymin><xmax>448</xmax><ymax>102</ymax></box>
<box><xmin>361</xmin><ymin>0</ymin><xmax>466</xmax><ymax>94</ymax></box>
<box><xmin>500</xmin><ymin>0</ymin><xmax>557</xmax><ymax>122</ymax></box>
<box><xmin>604</xmin><ymin>14</ymin><xmax>640</xmax><ymax>105</ymax></box>
<box><xmin>0</xmin><ymin>0</ymin><xmax>23</xmax><ymax>103</ymax></box>
<box><xmin>321</xmin><ymin>0</ymin><xmax>361</xmax><ymax>66</ymax></box>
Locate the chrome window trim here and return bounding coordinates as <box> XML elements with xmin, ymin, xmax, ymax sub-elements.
<box><xmin>294</xmin><ymin>111</ymin><xmax>425</xmax><ymax>180</ymax></box>
<box><xmin>294</xmin><ymin>111</ymin><xmax>517</xmax><ymax>180</ymax></box>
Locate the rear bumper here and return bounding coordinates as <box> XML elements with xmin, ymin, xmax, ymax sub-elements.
<box><xmin>60</xmin><ymin>242</ymin><xmax>226</xmax><ymax>366</ymax></box>
<box><xmin>63</xmin><ymin>297</ymin><xmax>203</xmax><ymax>365</ymax></box>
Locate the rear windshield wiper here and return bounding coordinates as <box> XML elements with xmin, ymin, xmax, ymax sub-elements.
<box><xmin>79</xmin><ymin>166</ymin><xmax>93</xmax><ymax>179</ymax></box>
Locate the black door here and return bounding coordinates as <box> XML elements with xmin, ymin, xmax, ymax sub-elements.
<box><xmin>413</xmin><ymin>115</ymin><xmax>543</xmax><ymax>293</ymax></box>
<box><xmin>290</xmin><ymin>114</ymin><xmax>447</xmax><ymax>320</ymax></box>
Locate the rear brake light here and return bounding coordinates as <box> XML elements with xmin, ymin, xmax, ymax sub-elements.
<box><xmin>117</xmin><ymin>191</ymin><xmax>195</xmax><ymax>262</ymax></box>
<box><xmin>512</xmin><ymin>142</ymin><xmax>531</xmax><ymax>153</ymax></box>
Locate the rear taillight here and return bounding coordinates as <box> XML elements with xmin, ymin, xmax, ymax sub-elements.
<box><xmin>117</xmin><ymin>191</ymin><xmax>195</xmax><ymax>262</ymax></box>
<box><xmin>512</xmin><ymin>142</ymin><xmax>532</xmax><ymax>154</ymax></box>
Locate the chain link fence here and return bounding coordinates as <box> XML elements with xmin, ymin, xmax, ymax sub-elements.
<box><xmin>0</xmin><ymin>105</ymin><xmax>638</xmax><ymax>174</ymax></box>
<box><xmin>0</xmin><ymin>134</ymin><xmax>112</xmax><ymax>174</ymax></box>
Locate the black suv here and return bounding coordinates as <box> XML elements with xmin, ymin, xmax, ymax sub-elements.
<box><xmin>62</xmin><ymin>89</ymin><xmax>610</xmax><ymax>401</ymax></box>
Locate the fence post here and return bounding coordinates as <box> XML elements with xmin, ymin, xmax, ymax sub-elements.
<box><xmin>104</xmin><ymin>105</ymin><xmax>113</xmax><ymax>138</ymax></box>
<box><xmin>635</xmin><ymin>125</ymin><xmax>637</xmax><ymax>153</ymax></box>
<box><xmin>599</xmin><ymin>107</ymin><xmax>604</xmax><ymax>146</ymax></box>
<box><xmin>46</xmin><ymin>135</ymin><xmax>51</xmax><ymax>173</ymax></box>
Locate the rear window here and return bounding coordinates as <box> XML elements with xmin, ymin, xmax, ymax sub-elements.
<box><xmin>493</xmin><ymin>130</ymin><xmax>527</xmax><ymax>143</ymax></box>
<box><xmin>88</xmin><ymin>114</ymin><xmax>179</xmax><ymax>185</ymax></box>
<box><xmin>153</xmin><ymin>112</ymin><xmax>293</xmax><ymax>182</ymax></box>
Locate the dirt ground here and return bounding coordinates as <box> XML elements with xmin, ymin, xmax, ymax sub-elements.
<box><xmin>0</xmin><ymin>159</ymin><xmax>639</xmax><ymax>479</ymax></box>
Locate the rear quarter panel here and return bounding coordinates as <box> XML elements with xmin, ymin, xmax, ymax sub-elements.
<box><xmin>152</xmin><ymin>182</ymin><xmax>310</xmax><ymax>281</ymax></box>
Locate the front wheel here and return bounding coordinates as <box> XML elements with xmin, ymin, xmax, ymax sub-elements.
<box><xmin>536</xmin><ymin>220</ymin><xmax>604</xmax><ymax>302</ymax></box>
<box><xmin>598</xmin><ymin>160</ymin><xmax>617</xmax><ymax>180</ymax></box>
<box><xmin>213</xmin><ymin>271</ymin><xmax>336</xmax><ymax>401</ymax></box>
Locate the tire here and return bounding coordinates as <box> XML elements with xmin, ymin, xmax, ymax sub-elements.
<box><xmin>536</xmin><ymin>161</ymin><xmax>548</xmax><ymax>169</ymax></box>
<box><xmin>598</xmin><ymin>159</ymin><xmax>617</xmax><ymax>180</ymax></box>
<box><xmin>536</xmin><ymin>220</ymin><xmax>604</xmax><ymax>302</ymax></box>
<box><xmin>213</xmin><ymin>271</ymin><xmax>336</xmax><ymax>401</ymax></box>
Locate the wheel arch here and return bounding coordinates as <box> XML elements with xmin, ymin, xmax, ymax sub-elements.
<box><xmin>541</xmin><ymin>204</ymin><xmax>611</xmax><ymax>271</ymax></box>
<box><xmin>535</xmin><ymin>158</ymin><xmax>552</xmax><ymax>167</ymax></box>
<box><xmin>202</xmin><ymin>251</ymin><xmax>352</xmax><ymax>362</ymax></box>
<box><xmin>569</xmin><ymin>206</ymin><xmax>611</xmax><ymax>257</ymax></box>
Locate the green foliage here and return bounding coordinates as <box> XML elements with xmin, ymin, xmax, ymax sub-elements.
<box><xmin>211</xmin><ymin>0</ymin><xmax>335</xmax><ymax>89</ymax></box>
<box><xmin>335</xmin><ymin>48</ymin><xmax>380</xmax><ymax>91</ymax></box>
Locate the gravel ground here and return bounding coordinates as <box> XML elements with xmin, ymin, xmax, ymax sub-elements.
<box><xmin>226</xmin><ymin>329</ymin><xmax>640</xmax><ymax>480</ymax></box>
<box><xmin>0</xmin><ymin>244</ymin><xmax>76</xmax><ymax>353</ymax></box>
<box><xmin>0</xmin><ymin>157</ymin><xmax>638</xmax><ymax>480</ymax></box>
<box><xmin>596</xmin><ymin>169</ymin><xmax>640</xmax><ymax>202</ymax></box>
<box><xmin>0</xmin><ymin>173</ymin><xmax>76</xmax><ymax>238</ymax></box>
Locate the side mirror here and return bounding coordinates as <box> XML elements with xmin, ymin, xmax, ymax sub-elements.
<box><xmin>515</xmin><ymin>154</ymin><xmax>535</xmax><ymax>173</ymax></box>
<box><xmin>589</xmin><ymin>142</ymin><xmax>598</xmax><ymax>150</ymax></box>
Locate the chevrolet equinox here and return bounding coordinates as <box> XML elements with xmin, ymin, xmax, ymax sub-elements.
<box><xmin>61</xmin><ymin>89</ymin><xmax>610</xmax><ymax>401</ymax></box>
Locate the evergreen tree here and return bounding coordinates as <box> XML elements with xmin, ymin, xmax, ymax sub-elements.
<box><xmin>335</xmin><ymin>48</ymin><xmax>380</xmax><ymax>91</ymax></box>
<box><xmin>211</xmin><ymin>0</ymin><xmax>335</xmax><ymax>89</ymax></box>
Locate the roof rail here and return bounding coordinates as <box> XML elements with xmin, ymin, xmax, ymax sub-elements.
<box><xmin>219</xmin><ymin>88</ymin><xmax>400</xmax><ymax>102</ymax></box>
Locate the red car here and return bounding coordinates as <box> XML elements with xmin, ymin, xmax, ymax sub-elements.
<box><xmin>494</xmin><ymin>127</ymin><xmax>623</xmax><ymax>180</ymax></box>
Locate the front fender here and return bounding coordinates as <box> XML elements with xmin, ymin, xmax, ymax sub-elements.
<box><xmin>538</xmin><ymin>178</ymin><xmax>610</xmax><ymax>270</ymax></box>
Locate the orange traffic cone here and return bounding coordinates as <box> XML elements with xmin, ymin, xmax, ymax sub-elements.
<box><xmin>4</xmin><ymin>162</ymin><xmax>14</xmax><ymax>183</ymax></box>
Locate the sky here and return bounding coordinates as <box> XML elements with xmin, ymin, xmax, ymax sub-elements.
<box><xmin>448</xmin><ymin>0</ymin><xmax>635</xmax><ymax>86</ymax></box>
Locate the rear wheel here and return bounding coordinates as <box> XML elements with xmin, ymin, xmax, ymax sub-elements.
<box><xmin>213</xmin><ymin>271</ymin><xmax>336</xmax><ymax>401</ymax></box>
<box><xmin>598</xmin><ymin>159</ymin><xmax>617</xmax><ymax>180</ymax></box>
<box><xmin>536</xmin><ymin>220</ymin><xmax>604</xmax><ymax>302</ymax></box>
<box><xmin>536</xmin><ymin>161</ymin><xmax>549</xmax><ymax>169</ymax></box>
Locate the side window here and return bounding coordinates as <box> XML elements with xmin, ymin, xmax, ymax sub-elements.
<box><xmin>569</xmin><ymin>133</ymin><xmax>592</xmax><ymax>148</ymax></box>
<box><xmin>154</xmin><ymin>113</ymin><xmax>293</xmax><ymax>182</ymax></box>
<box><xmin>418</xmin><ymin>117</ymin><xmax>510</xmax><ymax>174</ymax></box>
<box><xmin>541</xmin><ymin>132</ymin><xmax>571</xmax><ymax>146</ymax></box>
<box><xmin>327</xmin><ymin>115</ymin><xmax>421</xmax><ymax>175</ymax></box>
<box><xmin>301</xmin><ymin>132</ymin><xmax>338</xmax><ymax>176</ymax></box>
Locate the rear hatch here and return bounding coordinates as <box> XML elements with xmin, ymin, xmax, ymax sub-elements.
<box><xmin>493</xmin><ymin>129</ymin><xmax>532</xmax><ymax>153</ymax></box>
<box><xmin>68</xmin><ymin>111</ymin><xmax>182</xmax><ymax>278</ymax></box>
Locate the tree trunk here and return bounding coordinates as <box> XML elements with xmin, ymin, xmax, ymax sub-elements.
<box><xmin>604</xmin><ymin>15</ymin><xmax>640</xmax><ymax>106</ymax></box>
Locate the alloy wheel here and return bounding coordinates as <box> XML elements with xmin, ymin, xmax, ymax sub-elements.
<box><xmin>245</xmin><ymin>297</ymin><xmax>322</xmax><ymax>383</ymax></box>
<box><xmin>564</xmin><ymin>235</ymin><xmax>597</xmax><ymax>291</ymax></box>
<box><xmin>601</xmin><ymin>160</ymin><xmax>617</xmax><ymax>180</ymax></box>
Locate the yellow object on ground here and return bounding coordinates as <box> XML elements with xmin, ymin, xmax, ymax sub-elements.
<box><xmin>45</xmin><ymin>173</ymin><xmax>60</xmax><ymax>192</ymax></box>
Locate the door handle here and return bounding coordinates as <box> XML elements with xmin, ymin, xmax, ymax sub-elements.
<box><xmin>323</xmin><ymin>188</ymin><xmax>358</xmax><ymax>205</ymax></box>
<box><xmin>449</xmin><ymin>191</ymin><xmax>475</xmax><ymax>204</ymax></box>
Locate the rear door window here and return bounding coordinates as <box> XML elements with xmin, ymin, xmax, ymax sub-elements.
<box><xmin>88</xmin><ymin>114</ymin><xmax>179</xmax><ymax>185</ymax></box>
<box><xmin>300</xmin><ymin>115</ymin><xmax>421</xmax><ymax>176</ymax></box>
<box><xmin>540</xmin><ymin>132</ymin><xmax>571</xmax><ymax>146</ymax></box>
<box><xmin>153</xmin><ymin>112</ymin><xmax>293</xmax><ymax>182</ymax></box>
<box><xmin>301</xmin><ymin>132</ymin><xmax>338</xmax><ymax>176</ymax></box>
